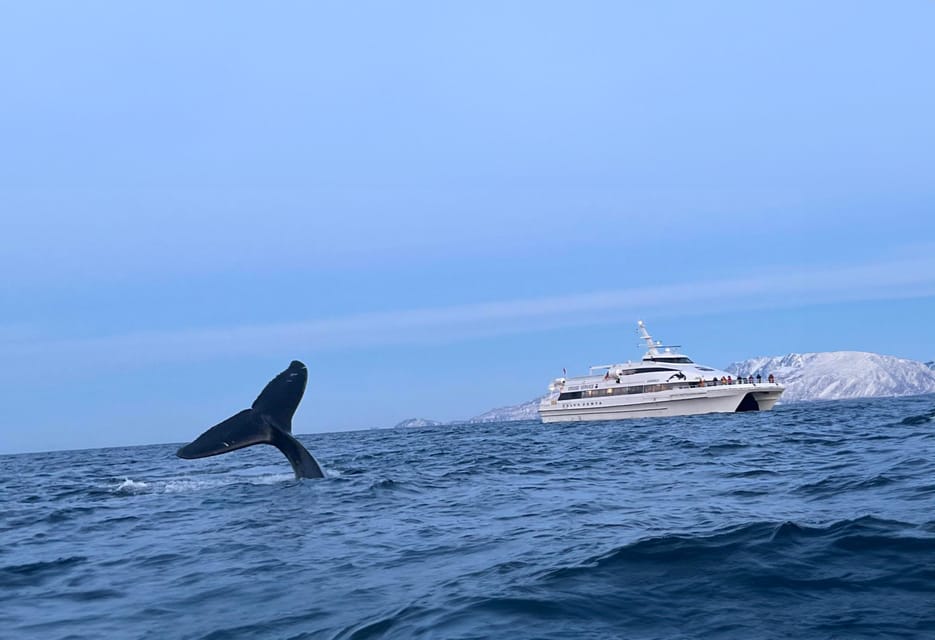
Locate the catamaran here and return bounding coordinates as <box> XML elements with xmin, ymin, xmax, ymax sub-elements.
<box><xmin>538</xmin><ymin>321</ymin><xmax>784</xmax><ymax>423</ymax></box>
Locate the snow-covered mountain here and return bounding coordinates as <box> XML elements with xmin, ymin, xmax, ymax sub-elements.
<box><xmin>393</xmin><ymin>417</ymin><xmax>444</xmax><ymax>429</ymax></box>
<box><xmin>392</xmin><ymin>398</ymin><xmax>544</xmax><ymax>428</ymax></box>
<box><xmin>393</xmin><ymin>352</ymin><xmax>935</xmax><ymax>427</ymax></box>
<box><xmin>726</xmin><ymin>351</ymin><xmax>935</xmax><ymax>403</ymax></box>
<box><xmin>467</xmin><ymin>397</ymin><xmax>544</xmax><ymax>423</ymax></box>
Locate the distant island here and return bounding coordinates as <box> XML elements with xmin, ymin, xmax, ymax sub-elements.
<box><xmin>395</xmin><ymin>351</ymin><xmax>935</xmax><ymax>427</ymax></box>
<box><xmin>392</xmin><ymin>418</ymin><xmax>445</xmax><ymax>429</ymax></box>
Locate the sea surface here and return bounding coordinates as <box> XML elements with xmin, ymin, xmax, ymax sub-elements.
<box><xmin>3</xmin><ymin>396</ymin><xmax>935</xmax><ymax>640</ymax></box>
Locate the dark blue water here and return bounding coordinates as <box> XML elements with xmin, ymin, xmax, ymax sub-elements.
<box><xmin>3</xmin><ymin>396</ymin><xmax>935</xmax><ymax>639</ymax></box>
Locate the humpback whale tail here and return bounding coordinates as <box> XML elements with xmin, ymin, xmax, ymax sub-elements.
<box><xmin>176</xmin><ymin>360</ymin><xmax>325</xmax><ymax>479</ymax></box>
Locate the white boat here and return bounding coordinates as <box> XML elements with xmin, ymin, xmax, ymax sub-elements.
<box><xmin>538</xmin><ymin>321</ymin><xmax>784</xmax><ymax>423</ymax></box>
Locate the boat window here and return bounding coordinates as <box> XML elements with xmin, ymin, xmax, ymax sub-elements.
<box><xmin>645</xmin><ymin>356</ymin><xmax>694</xmax><ymax>364</ymax></box>
<box><xmin>556</xmin><ymin>378</ymin><xmax>715</xmax><ymax>401</ymax></box>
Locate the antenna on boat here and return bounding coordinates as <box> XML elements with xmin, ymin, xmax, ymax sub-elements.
<box><xmin>637</xmin><ymin>320</ymin><xmax>660</xmax><ymax>357</ymax></box>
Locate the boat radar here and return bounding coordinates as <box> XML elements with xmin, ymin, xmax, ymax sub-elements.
<box><xmin>638</xmin><ymin>319</ymin><xmax>682</xmax><ymax>358</ymax></box>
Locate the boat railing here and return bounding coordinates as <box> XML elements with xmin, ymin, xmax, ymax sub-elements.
<box><xmin>694</xmin><ymin>376</ymin><xmax>780</xmax><ymax>388</ymax></box>
<box><xmin>549</xmin><ymin>374</ymin><xmax>781</xmax><ymax>394</ymax></box>
<box><xmin>588</xmin><ymin>364</ymin><xmax>614</xmax><ymax>374</ymax></box>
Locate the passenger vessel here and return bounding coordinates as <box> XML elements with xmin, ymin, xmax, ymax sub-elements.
<box><xmin>538</xmin><ymin>321</ymin><xmax>784</xmax><ymax>423</ymax></box>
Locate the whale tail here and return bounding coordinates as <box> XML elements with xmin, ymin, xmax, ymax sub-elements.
<box><xmin>176</xmin><ymin>360</ymin><xmax>325</xmax><ymax>479</ymax></box>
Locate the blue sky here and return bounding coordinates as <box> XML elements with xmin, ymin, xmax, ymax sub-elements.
<box><xmin>2</xmin><ymin>1</ymin><xmax>933</xmax><ymax>454</ymax></box>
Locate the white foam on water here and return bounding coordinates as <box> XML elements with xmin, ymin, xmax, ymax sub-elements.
<box><xmin>162</xmin><ymin>472</ymin><xmax>296</xmax><ymax>493</ymax></box>
<box><xmin>110</xmin><ymin>471</ymin><xmax>302</xmax><ymax>496</ymax></box>
<box><xmin>248</xmin><ymin>473</ymin><xmax>296</xmax><ymax>485</ymax></box>
<box><xmin>162</xmin><ymin>477</ymin><xmax>233</xmax><ymax>493</ymax></box>
<box><xmin>113</xmin><ymin>478</ymin><xmax>149</xmax><ymax>494</ymax></box>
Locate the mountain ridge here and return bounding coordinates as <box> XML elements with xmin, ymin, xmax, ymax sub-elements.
<box><xmin>394</xmin><ymin>351</ymin><xmax>935</xmax><ymax>426</ymax></box>
<box><xmin>725</xmin><ymin>351</ymin><xmax>935</xmax><ymax>404</ymax></box>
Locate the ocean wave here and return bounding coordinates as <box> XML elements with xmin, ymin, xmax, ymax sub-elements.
<box><xmin>540</xmin><ymin>516</ymin><xmax>935</xmax><ymax>590</ymax></box>
<box><xmin>4</xmin><ymin>395</ymin><xmax>935</xmax><ymax>640</ymax></box>
<box><xmin>367</xmin><ymin>477</ymin><xmax>423</xmax><ymax>494</ymax></box>
<box><xmin>795</xmin><ymin>473</ymin><xmax>897</xmax><ymax>497</ymax></box>
<box><xmin>470</xmin><ymin>517</ymin><xmax>935</xmax><ymax>638</ymax></box>
<box><xmin>0</xmin><ymin>556</ymin><xmax>87</xmax><ymax>588</ymax></box>
<box><xmin>900</xmin><ymin>408</ymin><xmax>935</xmax><ymax>425</ymax></box>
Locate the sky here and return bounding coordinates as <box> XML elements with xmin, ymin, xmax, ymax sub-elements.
<box><xmin>1</xmin><ymin>1</ymin><xmax>933</xmax><ymax>454</ymax></box>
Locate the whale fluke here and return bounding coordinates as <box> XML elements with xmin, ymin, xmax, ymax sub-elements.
<box><xmin>176</xmin><ymin>360</ymin><xmax>325</xmax><ymax>479</ymax></box>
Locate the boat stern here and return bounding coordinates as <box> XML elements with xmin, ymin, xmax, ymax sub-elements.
<box><xmin>736</xmin><ymin>384</ymin><xmax>784</xmax><ymax>412</ymax></box>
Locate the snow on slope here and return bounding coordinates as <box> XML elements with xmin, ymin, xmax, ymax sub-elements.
<box><xmin>726</xmin><ymin>352</ymin><xmax>935</xmax><ymax>403</ymax></box>
<box><xmin>467</xmin><ymin>397</ymin><xmax>545</xmax><ymax>423</ymax></box>
<box><xmin>394</xmin><ymin>352</ymin><xmax>935</xmax><ymax>426</ymax></box>
<box><xmin>393</xmin><ymin>418</ymin><xmax>444</xmax><ymax>428</ymax></box>
<box><xmin>391</xmin><ymin>398</ymin><xmax>542</xmax><ymax>428</ymax></box>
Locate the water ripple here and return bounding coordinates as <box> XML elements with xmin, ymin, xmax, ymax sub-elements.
<box><xmin>2</xmin><ymin>395</ymin><xmax>935</xmax><ymax>639</ymax></box>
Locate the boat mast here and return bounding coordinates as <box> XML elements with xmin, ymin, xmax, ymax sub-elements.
<box><xmin>638</xmin><ymin>320</ymin><xmax>660</xmax><ymax>357</ymax></box>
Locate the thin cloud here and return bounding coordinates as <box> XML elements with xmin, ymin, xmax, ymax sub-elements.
<box><xmin>4</xmin><ymin>255</ymin><xmax>935</xmax><ymax>371</ymax></box>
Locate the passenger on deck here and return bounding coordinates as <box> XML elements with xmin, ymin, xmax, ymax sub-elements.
<box><xmin>727</xmin><ymin>375</ymin><xmax>733</xmax><ymax>385</ymax></box>
<box><xmin>756</xmin><ymin>374</ymin><xmax>762</xmax><ymax>384</ymax></box>
<box><xmin>720</xmin><ymin>376</ymin><xmax>727</xmax><ymax>385</ymax></box>
<box><xmin>768</xmin><ymin>373</ymin><xmax>775</xmax><ymax>384</ymax></box>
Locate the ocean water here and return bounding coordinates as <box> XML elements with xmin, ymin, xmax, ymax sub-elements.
<box><xmin>3</xmin><ymin>396</ymin><xmax>935</xmax><ymax>640</ymax></box>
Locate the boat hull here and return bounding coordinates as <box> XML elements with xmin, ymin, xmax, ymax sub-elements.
<box><xmin>538</xmin><ymin>384</ymin><xmax>784</xmax><ymax>423</ymax></box>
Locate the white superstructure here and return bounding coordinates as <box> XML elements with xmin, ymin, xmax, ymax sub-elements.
<box><xmin>538</xmin><ymin>321</ymin><xmax>784</xmax><ymax>423</ymax></box>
